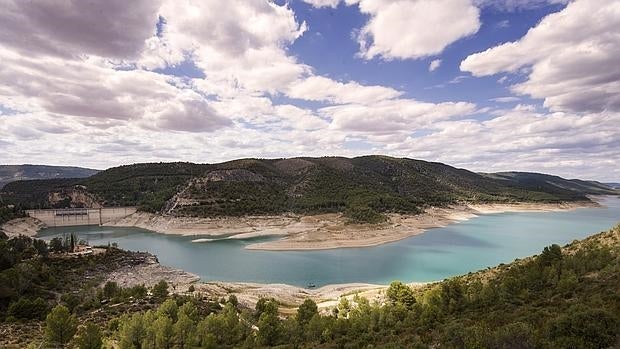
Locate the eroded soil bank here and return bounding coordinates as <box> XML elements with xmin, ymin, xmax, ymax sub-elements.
<box><xmin>104</xmin><ymin>200</ymin><xmax>597</xmax><ymax>250</ymax></box>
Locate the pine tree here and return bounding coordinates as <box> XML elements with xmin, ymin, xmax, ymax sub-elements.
<box><xmin>45</xmin><ymin>305</ymin><xmax>77</xmax><ymax>348</ymax></box>
<box><xmin>73</xmin><ymin>322</ymin><xmax>102</xmax><ymax>349</ymax></box>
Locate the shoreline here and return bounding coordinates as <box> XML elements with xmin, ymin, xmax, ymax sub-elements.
<box><xmin>102</xmin><ymin>258</ymin><xmax>429</xmax><ymax>311</ymax></box>
<box><xmin>5</xmin><ymin>197</ymin><xmax>612</xmax><ymax>312</ymax></box>
<box><xmin>106</xmin><ymin>217</ymin><xmax>620</xmax><ymax>312</ymax></box>
<box><xmin>103</xmin><ymin>200</ymin><xmax>598</xmax><ymax>251</ymax></box>
<box><xmin>193</xmin><ymin>281</ymin><xmax>428</xmax><ymax>313</ymax></box>
<box><xmin>0</xmin><ymin>217</ymin><xmax>46</xmax><ymax>238</ymax></box>
<box><xmin>3</xmin><ymin>199</ymin><xmax>603</xmax><ymax>252</ymax></box>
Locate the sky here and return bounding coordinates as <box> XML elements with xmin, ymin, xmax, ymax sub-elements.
<box><xmin>0</xmin><ymin>0</ymin><xmax>618</xmax><ymax>181</ymax></box>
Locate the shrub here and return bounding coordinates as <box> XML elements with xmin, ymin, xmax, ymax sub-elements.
<box><xmin>152</xmin><ymin>280</ymin><xmax>169</xmax><ymax>300</ymax></box>
<box><xmin>8</xmin><ymin>297</ymin><xmax>48</xmax><ymax>320</ymax></box>
<box><xmin>45</xmin><ymin>305</ymin><xmax>77</xmax><ymax>347</ymax></box>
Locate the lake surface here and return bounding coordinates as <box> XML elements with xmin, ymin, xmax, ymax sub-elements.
<box><xmin>38</xmin><ymin>196</ymin><xmax>620</xmax><ymax>287</ymax></box>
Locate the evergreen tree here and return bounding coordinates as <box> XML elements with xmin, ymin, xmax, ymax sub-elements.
<box><xmin>153</xmin><ymin>316</ymin><xmax>174</xmax><ymax>349</ymax></box>
<box><xmin>386</xmin><ymin>281</ymin><xmax>417</xmax><ymax>309</ymax></box>
<box><xmin>174</xmin><ymin>313</ymin><xmax>195</xmax><ymax>349</ymax></box>
<box><xmin>257</xmin><ymin>305</ymin><xmax>281</xmax><ymax>346</ymax></box>
<box><xmin>296</xmin><ymin>299</ymin><xmax>318</xmax><ymax>326</ymax></box>
<box><xmin>118</xmin><ymin>313</ymin><xmax>147</xmax><ymax>349</ymax></box>
<box><xmin>73</xmin><ymin>322</ymin><xmax>103</xmax><ymax>349</ymax></box>
<box><xmin>45</xmin><ymin>305</ymin><xmax>77</xmax><ymax>348</ymax></box>
<box><xmin>152</xmin><ymin>280</ymin><xmax>169</xmax><ymax>300</ymax></box>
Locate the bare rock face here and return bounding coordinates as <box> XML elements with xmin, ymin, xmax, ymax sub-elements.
<box><xmin>48</xmin><ymin>187</ymin><xmax>102</xmax><ymax>208</ymax></box>
<box><xmin>203</xmin><ymin>169</ymin><xmax>266</xmax><ymax>182</ymax></box>
<box><xmin>1</xmin><ymin>217</ymin><xmax>46</xmax><ymax>237</ymax></box>
<box><xmin>162</xmin><ymin>169</ymin><xmax>267</xmax><ymax>215</ymax></box>
<box><xmin>103</xmin><ymin>252</ymin><xmax>200</xmax><ymax>289</ymax></box>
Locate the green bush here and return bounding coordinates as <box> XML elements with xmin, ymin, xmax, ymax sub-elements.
<box><xmin>152</xmin><ymin>280</ymin><xmax>169</xmax><ymax>300</ymax></box>
<box><xmin>7</xmin><ymin>297</ymin><xmax>48</xmax><ymax>320</ymax></box>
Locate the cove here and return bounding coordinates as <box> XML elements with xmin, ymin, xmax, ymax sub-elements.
<box><xmin>37</xmin><ymin>196</ymin><xmax>620</xmax><ymax>288</ymax></box>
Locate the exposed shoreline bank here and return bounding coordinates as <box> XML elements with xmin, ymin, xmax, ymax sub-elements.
<box><xmin>102</xmin><ymin>200</ymin><xmax>599</xmax><ymax>251</ymax></box>
<box><xmin>2</xmin><ymin>199</ymin><xmax>603</xmax><ymax>251</ymax></box>
<box><xmin>103</xmin><ymin>258</ymin><xmax>428</xmax><ymax>312</ymax></box>
<box><xmin>0</xmin><ymin>217</ymin><xmax>46</xmax><ymax>238</ymax></box>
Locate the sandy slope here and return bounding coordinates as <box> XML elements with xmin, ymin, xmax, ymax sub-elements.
<box><xmin>192</xmin><ymin>281</ymin><xmax>422</xmax><ymax>314</ymax></box>
<box><xmin>103</xmin><ymin>254</ymin><xmax>200</xmax><ymax>289</ymax></box>
<box><xmin>0</xmin><ymin>217</ymin><xmax>46</xmax><ymax>238</ymax></box>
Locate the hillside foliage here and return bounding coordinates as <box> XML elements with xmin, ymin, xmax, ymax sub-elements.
<box><xmin>1</xmin><ymin>157</ymin><xmax>616</xmax><ymax>223</ymax></box>
<box><xmin>0</xmin><ymin>165</ymin><xmax>98</xmax><ymax>190</ymax></box>
<box><xmin>0</xmin><ymin>206</ymin><xmax>25</xmax><ymax>227</ymax></box>
<box><xmin>1</xmin><ymin>224</ymin><xmax>619</xmax><ymax>348</ymax></box>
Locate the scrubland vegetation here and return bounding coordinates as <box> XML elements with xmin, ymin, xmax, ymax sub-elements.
<box><xmin>2</xmin><ymin>156</ymin><xmax>616</xmax><ymax>224</ymax></box>
<box><xmin>1</xmin><ymin>224</ymin><xmax>619</xmax><ymax>348</ymax></box>
<box><xmin>0</xmin><ymin>205</ymin><xmax>25</xmax><ymax>227</ymax></box>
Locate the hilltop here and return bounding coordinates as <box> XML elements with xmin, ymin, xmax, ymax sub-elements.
<box><xmin>1</xmin><ymin>156</ymin><xmax>616</xmax><ymax>223</ymax></box>
<box><xmin>483</xmin><ymin>171</ymin><xmax>617</xmax><ymax>196</ymax></box>
<box><xmin>0</xmin><ymin>165</ymin><xmax>99</xmax><ymax>190</ymax></box>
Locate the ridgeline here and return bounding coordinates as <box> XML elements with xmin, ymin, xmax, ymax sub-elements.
<box><xmin>0</xmin><ymin>165</ymin><xmax>99</xmax><ymax>190</ymax></box>
<box><xmin>1</xmin><ymin>156</ymin><xmax>616</xmax><ymax>223</ymax></box>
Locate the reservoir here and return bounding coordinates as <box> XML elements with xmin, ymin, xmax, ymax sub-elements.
<box><xmin>38</xmin><ymin>196</ymin><xmax>620</xmax><ymax>287</ymax></box>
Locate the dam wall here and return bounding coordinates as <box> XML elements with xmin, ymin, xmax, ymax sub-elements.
<box><xmin>26</xmin><ymin>207</ymin><xmax>137</xmax><ymax>227</ymax></box>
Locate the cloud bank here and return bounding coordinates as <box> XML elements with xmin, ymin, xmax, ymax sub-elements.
<box><xmin>0</xmin><ymin>0</ymin><xmax>617</xmax><ymax>181</ymax></box>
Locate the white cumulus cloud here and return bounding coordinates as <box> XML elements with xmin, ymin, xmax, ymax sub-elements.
<box><xmin>352</xmin><ymin>0</ymin><xmax>480</xmax><ymax>60</ymax></box>
<box><xmin>461</xmin><ymin>0</ymin><xmax>620</xmax><ymax>113</ymax></box>
<box><xmin>429</xmin><ymin>59</ymin><xmax>442</xmax><ymax>72</ymax></box>
<box><xmin>302</xmin><ymin>0</ymin><xmax>341</xmax><ymax>8</ymax></box>
<box><xmin>286</xmin><ymin>76</ymin><xmax>403</xmax><ymax>104</ymax></box>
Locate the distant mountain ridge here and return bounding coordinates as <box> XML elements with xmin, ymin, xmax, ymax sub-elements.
<box><xmin>1</xmin><ymin>156</ymin><xmax>617</xmax><ymax>223</ymax></box>
<box><xmin>0</xmin><ymin>165</ymin><xmax>99</xmax><ymax>189</ymax></box>
<box><xmin>482</xmin><ymin>171</ymin><xmax>617</xmax><ymax>196</ymax></box>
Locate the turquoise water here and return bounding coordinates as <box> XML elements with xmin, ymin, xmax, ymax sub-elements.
<box><xmin>38</xmin><ymin>196</ymin><xmax>620</xmax><ymax>287</ymax></box>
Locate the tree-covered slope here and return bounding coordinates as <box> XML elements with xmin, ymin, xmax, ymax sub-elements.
<box><xmin>0</xmin><ymin>165</ymin><xmax>99</xmax><ymax>189</ymax></box>
<box><xmin>484</xmin><ymin>171</ymin><xmax>618</xmax><ymax>197</ymax></box>
<box><xmin>1</xmin><ymin>156</ymin><xmax>616</xmax><ymax>222</ymax></box>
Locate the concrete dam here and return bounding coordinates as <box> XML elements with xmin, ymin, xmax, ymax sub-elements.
<box><xmin>26</xmin><ymin>207</ymin><xmax>137</xmax><ymax>227</ymax></box>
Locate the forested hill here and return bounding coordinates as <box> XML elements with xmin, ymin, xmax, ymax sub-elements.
<box><xmin>1</xmin><ymin>156</ymin><xmax>616</xmax><ymax>222</ymax></box>
<box><xmin>0</xmin><ymin>165</ymin><xmax>99</xmax><ymax>189</ymax></box>
<box><xmin>484</xmin><ymin>171</ymin><xmax>618</xmax><ymax>196</ymax></box>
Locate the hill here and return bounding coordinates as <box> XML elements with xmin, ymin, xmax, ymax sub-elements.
<box><xmin>484</xmin><ymin>171</ymin><xmax>618</xmax><ymax>196</ymax></box>
<box><xmin>0</xmin><ymin>165</ymin><xmax>99</xmax><ymax>190</ymax></box>
<box><xmin>1</xmin><ymin>156</ymin><xmax>616</xmax><ymax>223</ymax></box>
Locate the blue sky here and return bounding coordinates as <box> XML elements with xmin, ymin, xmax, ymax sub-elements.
<box><xmin>286</xmin><ymin>2</ymin><xmax>540</xmax><ymax>105</ymax></box>
<box><xmin>0</xmin><ymin>0</ymin><xmax>618</xmax><ymax>181</ymax></box>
